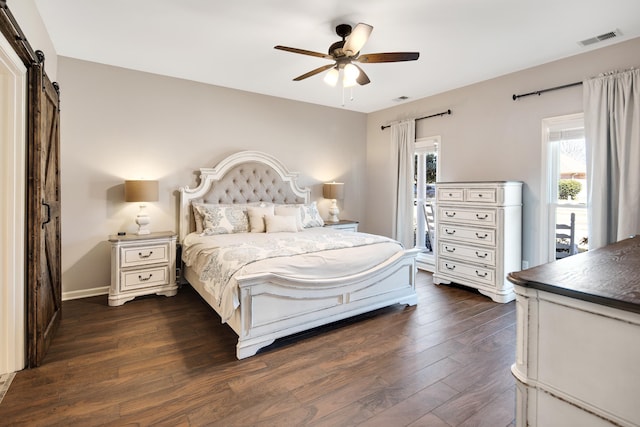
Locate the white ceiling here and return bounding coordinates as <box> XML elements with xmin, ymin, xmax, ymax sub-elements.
<box><xmin>34</xmin><ymin>0</ymin><xmax>640</xmax><ymax>113</ymax></box>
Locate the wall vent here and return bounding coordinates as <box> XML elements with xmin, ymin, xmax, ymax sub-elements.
<box><xmin>578</xmin><ymin>29</ymin><xmax>622</xmax><ymax>47</ymax></box>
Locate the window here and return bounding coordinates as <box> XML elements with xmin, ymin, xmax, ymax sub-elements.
<box><xmin>542</xmin><ymin>114</ymin><xmax>589</xmax><ymax>262</ymax></box>
<box><xmin>413</xmin><ymin>136</ymin><xmax>440</xmax><ymax>270</ymax></box>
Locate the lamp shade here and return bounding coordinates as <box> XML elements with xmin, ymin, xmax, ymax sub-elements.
<box><xmin>323</xmin><ymin>182</ymin><xmax>344</xmax><ymax>200</ymax></box>
<box><xmin>124</xmin><ymin>180</ymin><xmax>159</xmax><ymax>202</ymax></box>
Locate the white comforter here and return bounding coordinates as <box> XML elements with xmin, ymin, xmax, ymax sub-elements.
<box><xmin>182</xmin><ymin>228</ymin><xmax>404</xmax><ymax>322</ymax></box>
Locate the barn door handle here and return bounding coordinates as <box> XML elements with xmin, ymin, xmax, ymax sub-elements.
<box><xmin>42</xmin><ymin>200</ymin><xmax>51</xmax><ymax>228</ymax></box>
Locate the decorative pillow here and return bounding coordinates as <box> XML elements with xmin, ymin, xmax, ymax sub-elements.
<box><xmin>247</xmin><ymin>205</ymin><xmax>275</xmax><ymax>233</ymax></box>
<box><xmin>274</xmin><ymin>205</ymin><xmax>304</xmax><ymax>231</ymax></box>
<box><xmin>193</xmin><ymin>204</ymin><xmax>249</xmax><ymax>235</ymax></box>
<box><xmin>264</xmin><ymin>214</ymin><xmax>298</xmax><ymax>233</ymax></box>
<box><xmin>191</xmin><ymin>200</ymin><xmax>206</xmax><ymax>233</ymax></box>
<box><xmin>300</xmin><ymin>202</ymin><xmax>324</xmax><ymax>228</ymax></box>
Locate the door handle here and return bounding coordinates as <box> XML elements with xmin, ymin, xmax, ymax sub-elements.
<box><xmin>42</xmin><ymin>200</ymin><xmax>51</xmax><ymax>228</ymax></box>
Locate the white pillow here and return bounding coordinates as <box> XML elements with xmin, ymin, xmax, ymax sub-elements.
<box><xmin>247</xmin><ymin>205</ymin><xmax>275</xmax><ymax>233</ymax></box>
<box><xmin>274</xmin><ymin>205</ymin><xmax>304</xmax><ymax>231</ymax></box>
<box><xmin>193</xmin><ymin>204</ymin><xmax>249</xmax><ymax>235</ymax></box>
<box><xmin>300</xmin><ymin>202</ymin><xmax>324</xmax><ymax>228</ymax></box>
<box><xmin>264</xmin><ymin>214</ymin><xmax>299</xmax><ymax>233</ymax></box>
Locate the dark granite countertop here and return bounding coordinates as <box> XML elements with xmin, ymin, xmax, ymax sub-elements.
<box><xmin>508</xmin><ymin>236</ymin><xmax>640</xmax><ymax>314</ymax></box>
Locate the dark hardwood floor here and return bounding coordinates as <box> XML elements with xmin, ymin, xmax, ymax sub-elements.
<box><xmin>0</xmin><ymin>271</ymin><xmax>516</xmax><ymax>426</ymax></box>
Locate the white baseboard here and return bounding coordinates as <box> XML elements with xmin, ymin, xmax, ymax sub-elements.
<box><xmin>62</xmin><ymin>286</ymin><xmax>109</xmax><ymax>301</ymax></box>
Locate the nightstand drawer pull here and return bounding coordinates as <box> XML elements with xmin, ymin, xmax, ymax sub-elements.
<box><xmin>475</xmin><ymin>270</ymin><xmax>488</xmax><ymax>278</ymax></box>
<box><xmin>475</xmin><ymin>251</ymin><xmax>488</xmax><ymax>258</ymax></box>
<box><xmin>475</xmin><ymin>232</ymin><xmax>488</xmax><ymax>239</ymax></box>
<box><xmin>138</xmin><ymin>251</ymin><xmax>153</xmax><ymax>259</ymax></box>
<box><xmin>445</xmin><ymin>211</ymin><xmax>456</xmax><ymax>218</ymax></box>
<box><xmin>138</xmin><ymin>273</ymin><xmax>153</xmax><ymax>282</ymax></box>
<box><xmin>476</xmin><ymin>214</ymin><xmax>488</xmax><ymax>220</ymax></box>
<box><xmin>445</xmin><ymin>229</ymin><xmax>456</xmax><ymax>235</ymax></box>
<box><xmin>445</xmin><ymin>263</ymin><xmax>456</xmax><ymax>270</ymax></box>
<box><xmin>445</xmin><ymin>246</ymin><xmax>455</xmax><ymax>253</ymax></box>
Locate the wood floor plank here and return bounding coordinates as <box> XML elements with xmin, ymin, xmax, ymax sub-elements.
<box><xmin>0</xmin><ymin>271</ymin><xmax>517</xmax><ymax>426</ymax></box>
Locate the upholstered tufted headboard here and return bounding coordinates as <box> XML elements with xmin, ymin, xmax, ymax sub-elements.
<box><xmin>178</xmin><ymin>151</ymin><xmax>309</xmax><ymax>241</ymax></box>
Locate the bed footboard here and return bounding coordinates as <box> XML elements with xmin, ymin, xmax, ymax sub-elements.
<box><xmin>234</xmin><ymin>248</ymin><xmax>419</xmax><ymax>359</ymax></box>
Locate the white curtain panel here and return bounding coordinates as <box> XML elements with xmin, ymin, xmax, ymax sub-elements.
<box><xmin>391</xmin><ymin>119</ymin><xmax>416</xmax><ymax>248</ymax></box>
<box><xmin>584</xmin><ymin>68</ymin><xmax>640</xmax><ymax>249</ymax></box>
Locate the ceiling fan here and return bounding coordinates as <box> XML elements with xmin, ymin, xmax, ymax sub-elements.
<box><xmin>274</xmin><ymin>23</ymin><xmax>419</xmax><ymax>87</ymax></box>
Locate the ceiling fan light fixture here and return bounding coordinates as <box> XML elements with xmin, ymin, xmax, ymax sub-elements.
<box><xmin>323</xmin><ymin>67</ymin><xmax>339</xmax><ymax>86</ymax></box>
<box><xmin>343</xmin><ymin>63</ymin><xmax>360</xmax><ymax>81</ymax></box>
<box><xmin>343</xmin><ymin>75</ymin><xmax>357</xmax><ymax>88</ymax></box>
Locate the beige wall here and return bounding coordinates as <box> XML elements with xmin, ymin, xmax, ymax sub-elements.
<box><xmin>366</xmin><ymin>37</ymin><xmax>640</xmax><ymax>268</ymax></box>
<box><xmin>57</xmin><ymin>58</ymin><xmax>366</xmax><ymax>294</ymax></box>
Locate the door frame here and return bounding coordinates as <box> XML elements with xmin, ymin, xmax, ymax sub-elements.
<box><xmin>0</xmin><ymin>29</ymin><xmax>27</xmax><ymax>375</ymax></box>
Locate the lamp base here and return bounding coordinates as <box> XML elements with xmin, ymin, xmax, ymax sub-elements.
<box><xmin>135</xmin><ymin>206</ymin><xmax>152</xmax><ymax>235</ymax></box>
<box><xmin>327</xmin><ymin>199</ymin><xmax>340</xmax><ymax>223</ymax></box>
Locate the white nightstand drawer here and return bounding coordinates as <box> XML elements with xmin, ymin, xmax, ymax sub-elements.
<box><xmin>121</xmin><ymin>243</ymin><xmax>169</xmax><ymax>267</ymax></box>
<box><xmin>438</xmin><ymin>207</ymin><xmax>497</xmax><ymax>226</ymax></box>
<box><xmin>121</xmin><ymin>266</ymin><xmax>169</xmax><ymax>291</ymax></box>
<box><xmin>466</xmin><ymin>188</ymin><xmax>497</xmax><ymax>203</ymax></box>
<box><xmin>439</xmin><ymin>242</ymin><xmax>496</xmax><ymax>266</ymax></box>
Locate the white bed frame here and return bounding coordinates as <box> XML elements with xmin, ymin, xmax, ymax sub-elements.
<box><xmin>179</xmin><ymin>151</ymin><xmax>418</xmax><ymax>359</ymax></box>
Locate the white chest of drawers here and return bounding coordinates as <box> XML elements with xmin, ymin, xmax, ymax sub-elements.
<box><xmin>433</xmin><ymin>181</ymin><xmax>522</xmax><ymax>303</ymax></box>
<box><xmin>108</xmin><ymin>231</ymin><xmax>178</xmax><ymax>306</ymax></box>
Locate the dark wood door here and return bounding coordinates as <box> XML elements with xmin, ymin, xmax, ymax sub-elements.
<box><xmin>26</xmin><ymin>62</ymin><xmax>61</xmax><ymax>367</ymax></box>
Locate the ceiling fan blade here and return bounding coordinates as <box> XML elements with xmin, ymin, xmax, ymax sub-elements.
<box><xmin>293</xmin><ymin>63</ymin><xmax>336</xmax><ymax>81</ymax></box>
<box><xmin>357</xmin><ymin>52</ymin><xmax>420</xmax><ymax>63</ymax></box>
<box><xmin>274</xmin><ymin>45</ymin><xmax>333</xmax><ymax>60</ymax></box>
<box><xmin>353</xmin><ymin>65</ymin><xmax>371</xmax><ymax>85</ymax></box>
<box><xmin>343</xmin><ymin>23</ymin><xmax>373</xmax><ymax>57</ymax></box>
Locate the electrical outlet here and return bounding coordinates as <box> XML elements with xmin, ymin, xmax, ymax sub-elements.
<box><xmin>522</xmin><ymin>261</ymin><xmax>529</xmax><ymax>270</ymax></box>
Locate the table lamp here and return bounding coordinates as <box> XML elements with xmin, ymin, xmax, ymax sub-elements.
<box><xmin>323</xmin><ymin>182</ymin><xmax>344</xmax><ymax>223</ymax></box>
<box><xmin>124</xmin><ymin>180</ymin><xmax>159</xmax><ymax>235</ymax></box>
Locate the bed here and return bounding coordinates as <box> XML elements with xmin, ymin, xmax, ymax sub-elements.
<box><xmin>178</xmin><ymin>151</ymin><xmax>418</xmax><ymax>359</ymax></box>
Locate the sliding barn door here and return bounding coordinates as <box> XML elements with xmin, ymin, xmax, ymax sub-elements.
<box><xmin>26</xmin><ymin>57</ymin><xmax>62</xmax><ymax>367</ymax></box>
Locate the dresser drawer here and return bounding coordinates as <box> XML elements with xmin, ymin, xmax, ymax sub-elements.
<box><xmin>438</xmin><ymin>259</ymin><xmax>495</xmax><ymax>287</ymax></box>
<box><xmin>121</xmin><ymin>243</ymin><xmax>169</xmax><ymax>267</ymax></box>
<box><xmin>466</xmin><ymin>188</ymin><xmax>497</xmax><ymax>203</ymax></box>
<box><xmin>121</xmin><ymin>266</ymin><xmax>169</xmax><ymax>291</ymax></box>
<box><xmin>439</xmin><ymin>242</ymin><xmax>496</xmax><ymax>266</ymax></box>
<box><xmin>438</xmin><ymin>207</ymin><xmax>497</xmax><ymax>226</ymax></box>
<box><xmin>438</xmin><ymin>224</ymin><xmax>496</xmax><ymax>246</ymax></box>
<box><xmin>437</xmin><ymin>187</ymin><xmax>464</xmax><ymax>202</ymax></box>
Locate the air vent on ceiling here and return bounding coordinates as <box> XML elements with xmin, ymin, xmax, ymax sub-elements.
<box><xmin>578</xmin><ymin>29</ymin><xmax>622</xmax><ymax>47</ymax></box>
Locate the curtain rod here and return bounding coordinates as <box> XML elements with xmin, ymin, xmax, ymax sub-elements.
<box><xmin>512</xmin><ymin>81</ymin><xmax>582</xmax><ymax>101</ymax></box>
<box><xmin>381</xmin><ymin>109</ymin><xmax>451</xmax><ymax>130</ymax></box>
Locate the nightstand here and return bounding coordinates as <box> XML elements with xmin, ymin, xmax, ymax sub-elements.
<box><xmin>324</xmin><ymin>219</ymin><xmax>359</xmax><ymax>232</ymax></box>
<box><xmin>108</xmin><ymin>231</ymin><xmax>178</xmax><ymax>306</ymax></box>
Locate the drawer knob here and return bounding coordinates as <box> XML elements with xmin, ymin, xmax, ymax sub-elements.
<box><xmin>476</xmin><ymin>214</ymin><xmax>488</xmax><ymax>220</ymax></box>
<box><xmin>448</xmin><ymin>193</ymin><xmax>453</xmax><ymax>197</ymax></box>
<box><xmin>475</xmin><ymin>232</ymin><xmax>488</xmax><ymax>239</ymax></box>
<box><xmin>445</xmin><ymin>263</ymin><xmax>456</xmax><ymax>270</ymax></box>
<box><xmin>445</xmin><ymin>246</ymin><xmax>455</xmax><ymax>253</ymax></box>
<box><xmin>445</xmin><ymin>229</ymin><xmax>456</xmax><ymax>235</ymax></box>
<box><xmin>475</xmin><ymin>270</ymin><xmax>488</xmax><ymax>278</ymax></box>
<box><xmin>445</xmin><ymin>212</ymin><xmax>456</xmax><ymax>217</ymax></box>
<box><xmin>478</xmin><ymin>194</ymin><xmax>483</xmax><ymax>197</ymax></box>
<box><xmin>138</xmin><ymin>251</ymin><xmax>153</xmax><ymax>259</ymax></box>
<box><xmin>138</xmin><ymin>274</ymin><xmax>153</xmax><ymax>282</ymax></box>
<box><xmin>475</xmin><ymin>251</ymin><xmax>488</xmax><ymax>259</ymax></box>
